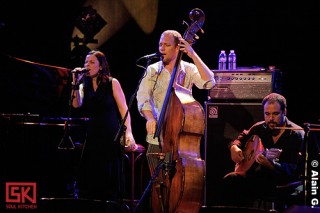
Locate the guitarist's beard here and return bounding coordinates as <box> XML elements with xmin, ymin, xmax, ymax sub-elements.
<box><xmin>266</xmin><ymin>122</ymin><xmax>281</xmax><ymax>136</ymax></box>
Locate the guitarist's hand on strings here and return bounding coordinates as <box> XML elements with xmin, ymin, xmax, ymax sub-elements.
<box><xmin>256</xmin><ymin>154</ymin><xmax>274</xmax><ymax>169</ymax></box>
<box><xmin>256</xmin><ymin>148</ymin><xmax>282</xmax><ymax>170</ymax></box>
<box><xmin>230</xmin><ymin>144</ymin><xmax>245</xmax><ymax>163</ymax></box>
<box><xmin>266</xmin><ymin>148</ymin><xmax>282</xmax><ymax>161</ymax></box>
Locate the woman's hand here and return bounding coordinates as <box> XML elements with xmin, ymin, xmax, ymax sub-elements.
<box><xmin>125</xmin><ymin>132</ymin><xmax>137</xmax><ymax>151</ymax></box>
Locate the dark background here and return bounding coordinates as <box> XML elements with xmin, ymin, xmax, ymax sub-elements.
<box><xmin>1</xmin><ymin>0</ymin><xmax>320</xmax><ymax>126</ymax></box>
<box><xmin>1</xmin><ymin>0</ymin><xmax>320</xmax><ymax>210</ymax></box>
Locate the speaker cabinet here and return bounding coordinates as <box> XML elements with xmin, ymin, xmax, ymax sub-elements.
<box><xmin>204</xmin><ymin>102</ymin><xmax>264</xmax><ymax>206</ymax></box>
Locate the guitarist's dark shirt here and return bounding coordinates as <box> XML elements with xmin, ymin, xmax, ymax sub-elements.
<box><xmin>230</xmin><ymin>117</ymin><xmax>304</xmax><ymax>185</ymax></box>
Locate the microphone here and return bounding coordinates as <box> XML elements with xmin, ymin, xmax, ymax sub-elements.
<box><xmin>141</xmin><ymin>52</ymin><xmax>162</xmax><ymax>59</ymax></box>
<box><xmin>71</xmin><ymin>68</ymin><xmax>89</xmax><ymax>74</ymax></box>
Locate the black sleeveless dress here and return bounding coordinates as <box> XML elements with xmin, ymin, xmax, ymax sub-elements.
<box><xmin>76</xmin><ymin>77</ymin><xmax>121</xmax><ymax>201</ymax></box>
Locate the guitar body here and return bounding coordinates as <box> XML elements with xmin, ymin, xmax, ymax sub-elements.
<box><xmin>234</xmin><ymin>135</ymin><xmax>264</xmax><ymax>176</ymax></box>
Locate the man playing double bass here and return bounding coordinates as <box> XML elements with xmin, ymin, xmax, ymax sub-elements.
<box><xmin>136</xmin><ymin>29</ymin><xmax>215</xmax><ymax>212</ymax></box>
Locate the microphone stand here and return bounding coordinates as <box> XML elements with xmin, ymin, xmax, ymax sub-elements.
<box><xmin>57</xmin><ymin>82</ymin><xmax>76</xmax><ymax>150</ymax></box>
<box><xmin>133</xmin><ymin>157</ymin><xmax>165</xmax><ymax>213</ymax></box>
<box><xmin>58</xmin><ymin>72</ymin><xmax>85</xmax><ymax>150</ymax></box>
<box><xmin>301</xmin><ymin>123</ymin><xmax>320</xmax><ymax>206</ymax></box>
<box><xmin>114</xmin><ymin>122</ymin><xmax>126</xmax><ymax>207</ymax></box>
<box><xmin>115</xmin><ymin>51</ymin><xmax>160</xmax><ymax>147</ymax></box>
<box><xmin>131</xmin><ymin>56</ymin><xmax>177</xmax><ymax>213</ymax></box>
<box><xmin>303</xmin><ymin>123</ymin><xmax>311</xmax><ymax>206</ymax></box>
<box><xmin>133</xmin><ymin>152</ymin><xmax>176</xmax><ymax>213</ymax></box>
<box><xmin>113</xmin><ymin>59</ymin><xmax>150</xmax><ymax>209</ymax></box>
<box><xmin>113</xmin><ymin>56</ymin><xmax>155</xmax><ymax>211</ymax></box>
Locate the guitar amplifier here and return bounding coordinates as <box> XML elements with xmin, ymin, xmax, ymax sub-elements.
<box><xmin>208</xmin><ymin>68</ymin><xmax>282</xmax><ymax>101</ymax></box>
<box><xmin>203</xmin><ymin>102</ymin><xmax>264</xmax><ymax>206</ymax></box>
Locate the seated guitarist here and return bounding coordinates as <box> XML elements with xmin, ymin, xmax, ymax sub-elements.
<box><xmin>221</xmin><ymin>93</ymin><xmax>304</xmax><ymax>208</ymax></box>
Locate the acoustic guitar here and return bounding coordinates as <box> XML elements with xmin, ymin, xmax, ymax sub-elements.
<box><xmin>234</xmin><ymin>135</ymin><xmax>265</xmax><ymax>176</ymax></box>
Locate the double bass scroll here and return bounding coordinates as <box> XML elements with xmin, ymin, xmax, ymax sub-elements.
<box><xmin>152</xmin><ymin>8</ymin><xmax>206</xmax><ymax>213</ymax></box>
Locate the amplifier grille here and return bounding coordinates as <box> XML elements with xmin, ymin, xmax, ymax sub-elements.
<box><xmin>208</xmin><ymin>69</ymin><xmax>282</xmax><ymax>101</ymax></box>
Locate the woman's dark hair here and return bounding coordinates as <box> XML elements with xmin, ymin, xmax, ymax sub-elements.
<box><xmin>87</xmin><ymin>50</ymin><xmax>111</xmax><ymax>83</ymax></box>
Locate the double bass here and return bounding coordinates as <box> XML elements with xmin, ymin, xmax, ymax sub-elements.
<box><xmin>152</xmin><ymin>8</ymin><xmax>206</xmax><ymax>213</ymax></box>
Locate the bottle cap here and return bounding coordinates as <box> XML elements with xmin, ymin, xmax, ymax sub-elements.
<box><xmin>269</xmin><ymin>66</ymin><xmax>276</xmax><ymax>70</ymax></box>
<box><xmin>230</xmin><ymin>50</ymin><xmax>234</xmax><ymax>53</ymax></box>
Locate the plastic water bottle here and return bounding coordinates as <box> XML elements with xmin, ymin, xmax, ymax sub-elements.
<box><xmin>218</xmin><ymin>50</ymin><xmax>227</xmax><ymax>70</ymax></box>
<box><xmin>228</xmin><ymin>50</ymin><xmax>237</xmax><ymax>70</ymax></box>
